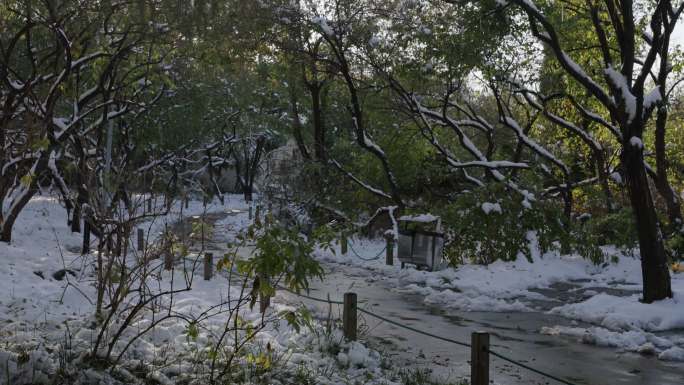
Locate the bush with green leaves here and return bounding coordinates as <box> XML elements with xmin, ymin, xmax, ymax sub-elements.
<box><xmin>233</xmin><ymin>221</ymin><xmax>330</xmax><ymax>299</ymax></box>
<box><xmin>666</xmin><ymin>232</ymin><xmax>684</xmax><ymax>262</ymax></box>
<box><xmin>439</xmin><ymin>185</ymin><xmax>603</xmax><ymax>265</ymax></box>
<box><xmin>581</xmin><ymin>207</ymin><xmax>638</xmax><ymax>251</ymax></box>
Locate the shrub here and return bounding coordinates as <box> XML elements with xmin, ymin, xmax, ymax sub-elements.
<box><xmin>439</xmin><ymin>185</ymin><xmax>604</xmax><ymax>265</ymax></box>
<box><xmin>582</xmin><ymin>207</ymin><xmax>638</xmax><ymax>250</ymax></box>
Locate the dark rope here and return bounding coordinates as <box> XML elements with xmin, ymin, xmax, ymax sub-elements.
<box><xmin>277</xmin><ymin>289</ymin><xmax>580</xmax><ymax>385</ymax></box>
<box><xmin>357</xmin><ymin>308</ymin><xmax>470</xmax><ymax>348</ymax></box>
<box><xmin>180</xmin><ymin>253</ymin><xmax>579</xmax><ymax>385</ymax></box>
<box><xmin>347</xmin><ymin>241</ymin><xmax>386</xmax><ymax>261</ymax></box>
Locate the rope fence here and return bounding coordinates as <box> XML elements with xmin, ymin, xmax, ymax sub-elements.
<box><xmin>275</xmin><ymin>285</ymin><xmax>580</xmax><ymax>385</ymax></box>
<box><xmin>347</xmin><ymin>241</ymin><xmax>386</xmax><ymax>261</ymax></box>
<box><xmin>142</xmin><ymin>217</ymin><xmax>579</xmax><ymax>385</ymax></box>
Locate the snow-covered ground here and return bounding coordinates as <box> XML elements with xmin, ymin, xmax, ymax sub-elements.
<box><xmin>3</xmin><ymin>195</ymin><xmax>683</xmax><ymax>385</ymax></box>
<box><xmin>316</xmin><ymin>236</ymin><xmax>684</xmax><ymax>362</ymax></box>
<box><xmin>0</xmin><ymin>195</ymin><xmax>403</xmax><ymax>385</ymax></box>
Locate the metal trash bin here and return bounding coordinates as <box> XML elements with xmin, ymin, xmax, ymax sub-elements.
<box><xmin>397</xmin><ymin>215</ymin><xmax>445</xmax><ymax>271</ymax></box>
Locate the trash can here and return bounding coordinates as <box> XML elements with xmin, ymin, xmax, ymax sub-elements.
<box><xmin>397</xmin><ymin>215</ymin><xmax>445</xmax><ymax>271</ymax></box>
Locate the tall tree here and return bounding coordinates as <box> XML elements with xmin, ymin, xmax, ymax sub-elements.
<box><xmin>499</xmin><ymin>0</ymin><xmax>681</xmax><ymax>302</ymax></box>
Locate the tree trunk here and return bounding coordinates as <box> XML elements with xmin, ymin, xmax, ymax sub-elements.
<box><xmin>653</xmin><ymin>26</ymin><xmax>682</xmax><ymax>231</ymax></box>
<box><xmin>562</xmin><ymin>184</ymin><xmax>573</xmax><ymax>221</ymax></box>
<box><xmin>71</xmin><ymin>204</ymin><xmax>82</xmax><ymax>233</ymax></box>
<box><xmin>623</xmin><ymin>142</ymin><xmax>672</xmax><ymax>302</ymax></box>
<box><xmin>289</xmin><ymin>84</ymin><xmax>310</xmax><ymax>160</ymax></box>
<box><xmin>654</xmin><ymin>106</ymin><xmax>683</xmax><ymax>229</ymax></box>
<box><xmin>0</xmin><ymin>183</ymin><xmax>40</xmax><ymax>243</ymax></box>
<box><xmin>82</xmin><ymin>220</ymin><xmax>91</xmax><ymax>255</ymax></box>
<box><xmin>0</xmin><ymin>221</ymin><xmax>12</xmax><ymax>243</ymax></box>
<box><xmin>310</xmin><ymin>83</ymin><xmax>326</xmax><ymax>160</ymax></box>
<box><xmin>243</xmin><ymin>186</ymin><xmax>253</xmax><ymax>202</ymax></box>
<box><xmin>594</xmin><ymin>149</ymin><xmax>615</xmax><ymax>213</ymax></box>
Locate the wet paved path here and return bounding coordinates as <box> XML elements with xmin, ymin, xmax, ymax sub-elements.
<box><xmin>199</xmin><ymin>210</ymin><xmax>683</xmax><ymax>385</ymax></box>
<box><xmin>282</xmin><ymin>263</ymin><xmax>684</xmax><ymax>385</ymax></box>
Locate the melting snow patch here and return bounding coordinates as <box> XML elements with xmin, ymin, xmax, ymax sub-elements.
<box><xmin>605</xmin><ymin>66</ymin><xmax>637</xmax><ymax>122</ymax></box>
<box><xmin>369</xmin><ymin>35</ymin><xmax>381</xmax><ymax>48</ymax></box>
<box><xmin>549</xmin><ymin>291</ymin><xmax>684</xmax><ymax>332</ymax></box>
<box><xmin>423</xmin><ymin>288</ymin><xmax>533</xmax><ymax>313</ymax></box>
<box><xmin>312</xmin><ymin>16</ymin><xmax>334</xmax><ymax>36</ymax></box>
<box><xmin>609</xmin><ymin>171</ymin><xmax>623</xmax><ymax>184</ymax></box>
<box><xmin>481</xmin><ymin>202</ymin><xmax>502</xmax><ymax>215</ymax></box>
<box><xmin>644</xmin><ymin>88</ymin><xmax>662</xmax><ymax>110</ymax></box>
<box><xmin>659</xmin><ymin>346</ymin><xmax>684</xmax><ymax>361</ymax></box>
<box><xmin>540</xmin><ymin>325</ymin><xmax>683</xmax><ymax>361</ymax></box>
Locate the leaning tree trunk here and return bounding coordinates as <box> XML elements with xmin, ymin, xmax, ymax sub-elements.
<box><xmin>71</xmin><ymin>204</ymin><xmax>81</xmax><ymax>233</ymax></box>
<box><xmin>0</xmin><ymin>164</ymin><xmax>42</xmax><ymax>243</ymax></box>
<box><xmin>652</xmin><ymin>29</ymin><xmax>683</xmax><ymax>231</ymax></box>
<box><xmin>0</xmin><ymin>221</ymin><xmax>13</xmax><ymax>243</ymax></box>
<box><xmin>622</xmin><ymin>140</ymin><xmax>673</xmax><ymax>303</ymax></box>
<box><xmin>654</xmin><ymin>107</ymin><xmax>683</xmax><ymax>230</ymax></box>
<box><xmin>0</xmin><ymin>192</ymin><xmax>36</xmax><ymax>243</ymax></box>
<box><xmin>309</xmin><ymin>83</ymin><xmax>326</xmax><ymax>161</ymax></box>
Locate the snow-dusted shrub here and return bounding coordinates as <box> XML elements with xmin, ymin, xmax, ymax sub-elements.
<box><xmin>440</xmin><ymin>186</ymin><xmax>601</xmax><ymax>265</ymax></box>
<box><xmin>666</xmin><ymin>232</ymin><xmax>684</xmax><ymax>262</ymax></box>
<box><xmin>582</xmin><ymin>207</ymin><xmax>638</xmax><ymax>252</ymax></box>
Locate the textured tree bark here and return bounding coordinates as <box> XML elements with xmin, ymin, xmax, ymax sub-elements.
<box><xmin>653</xmin><ymin>22</ymin><xmax>682</xmax><ymax>230</ymax></box>
<box><xmin>308</xmin><ymin>82</ymin><xmax>326</xmax><ymax>160</ymax></box>
<box><xmin>71</xmin><ymin>204</ymin><xmax>81</xmax><ymax>233</ymax></box>
<box><xmin>289</xmin><ymin>85</ymin><xmax>310</xmax><ymax>160</ymax></box>
<box><xmin>0</xmin><ymin>159</ymin><xmax>44</xmax><ymax>243</ymax></box>
<box><xmin>654</xmin><ymin>106</ymin><xmax>683</xmax><ymax>229</ymax></box>
<box><xmin>82</xmin><ymin>220</ymin><xmax>91</xmax><ymax>255</ymax></box>
<box><xmin>594</xmin><ymin>149</ymin><xmax>615</xmax><ymax>213</ymax></box>
<box><xmin>622</xmin><ymin>141</ymin><xmax>673</xmax><ymax>302</ymax></box>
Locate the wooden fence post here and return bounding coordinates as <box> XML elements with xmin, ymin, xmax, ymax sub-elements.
<box><xmin>471</xmin><ymin>331</ymin><xmax>490</xmax><ymax>385</ymax></box>
<box><xmin>82</xmin><ymin>221</ymin><xmax>90</xmax><ymax>255</ymax></box>
<box><xmin>340</xmin><ymin>234</ymin><xmax>348</xmax><ymax>255</ymax></box>
<box><xmin>204</xmin><ymin>252</ymin><xmax>213</xmax><ymax>281</ymax></box>
<box><xmin>137</xmin><ymin>228</ymin><xmax>145</xmax><ymax>252</ymax></box>
<box><xmin>164</xmin><ymin>252</ymin><xmax>173</xmax><ymax>270</ymax></box>
<box><xmin>343</xmin><ymin>292</ymin><xmax>357</xmax><ymax>341</ymax></box>
<box><xmin>385</xmin><ymin>235</ymin><xmax>394</xmax><ymax>266</ymax></box>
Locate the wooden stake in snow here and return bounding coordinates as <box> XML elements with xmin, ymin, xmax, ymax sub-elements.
<box><xmin>340</xmin><ymin>234</ymin><xmax>348</xmax><ymax>255</ymax></box>
<box><xmin>471</xmin><ymin>331</ymin><xmax>489</xmax><ymax>385</ymax></box>
<box><xmin>164</xmin><ymin>252</ymin><xmax>173</xmax><ymax>270</ymax></box>
<box><xmin>204</xmin><ymin>252</ymin><xmax>213</xmax><ymax>280</ymax></box>
<box><xmin>385</xmin><ymin>235</ymin><xmax>394</xmax><ymax>266</ymax></box>
<box><xmin>137</xmin><ymin>228</ymin><xmax>144</xmax><ymax>252</ymax></box>
<box><xmin>164</xmin><ymin>225</ymin><xmax>173</xmax><ymax>270</ymax></box>
<box><xmin>343</xmin><ymin>292</ymin><xmax>357</xmax><ymax>341</ymax></box>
